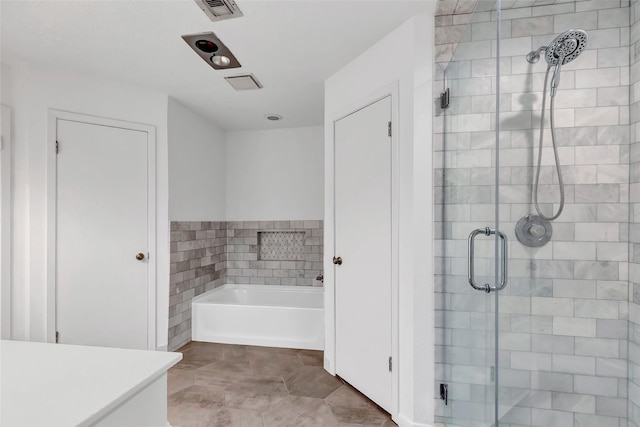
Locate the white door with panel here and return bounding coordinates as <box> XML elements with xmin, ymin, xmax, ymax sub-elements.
<box><xmin>334</xmin><ymin>96</ymin><xmax>392</xmax><ymax>412</ymax></box>
<box><xmin>56</xmin><ymin>119</ymin><xmax>150</xmax><ymax>349</ymax></box>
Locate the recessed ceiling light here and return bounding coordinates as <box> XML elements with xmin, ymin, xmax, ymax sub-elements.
<box><xmin>211</xmin><ymin>54</ymin><xmax>231</xmax><ymax>67</ymax></box>
<box><xmin>265</xmin><ymin>114</ymin><xmax>283</xmax><ymax>121</ymax></box>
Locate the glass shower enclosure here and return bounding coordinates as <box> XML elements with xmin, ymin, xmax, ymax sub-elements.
<box><xmin>435</xmin><ymin>0</ymin><xmax>631</xmax><ymax>426</ymax></box>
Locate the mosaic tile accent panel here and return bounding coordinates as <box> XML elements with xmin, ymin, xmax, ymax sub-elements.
<box><xmin>259</xmin><ymin>231</ymin><xmax>306</xmax><ymax>261</ymax></box>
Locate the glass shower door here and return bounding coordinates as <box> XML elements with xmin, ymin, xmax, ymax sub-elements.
<box><xmin>434</xmin><ymin>1</ymin><xmax>503</xmax><ymax>425</ymax></box>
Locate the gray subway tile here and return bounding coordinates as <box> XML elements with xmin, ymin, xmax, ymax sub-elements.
<box><xmin>574</xmin><ymin>375</ymin><xmax>619</xmax><ymax>397</ymax></box>
<box><xmin>551</xmin><ymin>392</ymin><xmax>595</xmax><ymax>414</ymax></box>
<box><xmin>574</xmin><ymin>261</ymin><xmax>619</xmax><ymax>280</ymax></box>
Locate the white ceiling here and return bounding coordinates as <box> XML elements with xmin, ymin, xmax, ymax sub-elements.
<box><xmin>1</xmin><ymin>0</ymin><xmax>435</xmax><ymax>130</ymax></box>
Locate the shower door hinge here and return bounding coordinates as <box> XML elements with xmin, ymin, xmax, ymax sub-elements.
<box><xmin>440</xmin><ymin>383</ymin><xmax>449</xmax><ymax>405</ymax></box>
<box><xmin>56</xmin><ymin>140</ymin><xmax>59</xmax><ymax>154</ymax></box>
<box><xmin>388</xmin><ymin>356</ymin><xmax>392</xmax><ymax>372</ymax></box>
<box><xmin>55</xmin><ymin>331</ymin><xmax>59</xmax><ymax>343</ymax></box>
<box><xmin>440</xmin><ymin>88</ymin><xmax>450</xmax><ymax>109</ymax></box>
<box><xmin>388</xmin><ymin>121</ymin><xmax>392</xmax><ymax>137</ymax></box>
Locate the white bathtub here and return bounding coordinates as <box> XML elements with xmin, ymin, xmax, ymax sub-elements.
<box><xmin>191</xmin><ymin>284</ymin><xmax>324</xmax><ymax>350</ymax></box>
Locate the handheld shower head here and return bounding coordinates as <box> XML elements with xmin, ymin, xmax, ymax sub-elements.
<box><xmin>545</xmin><ymin>29</ymin><xmax>588</xmax><ymax>96</ymax></box>
<box><xmin>526</xmin><ymin>29</ymin><xmax>588</xmax><ymax>223</ymax></box>
<box><xmin>544</xmin><ymin>29</ymin><xmax>588</xmax><ymax>66</ymax></box>
<box><xmin>527</xmin><ymin>29</ymin><xmax>588</xmax><ymax>96</ymax></box>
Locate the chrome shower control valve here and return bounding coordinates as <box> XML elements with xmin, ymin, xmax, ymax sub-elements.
<box><xmin>516</xmin><ymin>215</ymin><xmax>553</xmax><ymax>247</ymax></box>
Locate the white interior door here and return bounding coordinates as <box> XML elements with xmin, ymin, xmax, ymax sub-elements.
<box><xmin>334</xmin><ymin>96</ymin><xmax>392</xmax><ymax>412</ymax></box>
<box><xmin>56</xmin><ymin>119</ymin><xmax>149</xmax><ymax>349</ymax></box>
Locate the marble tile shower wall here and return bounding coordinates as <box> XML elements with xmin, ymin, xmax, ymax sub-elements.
<box><xmin>629</xmin><ymin>2</ymin><xmax>640</xmax><ymax>425</ymax></box>
<box><xmin>435</xmin><ymin>1</ymin><xmax>631</xmax><ymax>426</ymax></box>
<box><xmin>168</xmin><ymin>220</ymin><xmax>324</xmax><ymax>351</ymax></box>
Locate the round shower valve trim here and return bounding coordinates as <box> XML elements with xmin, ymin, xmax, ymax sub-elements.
<box><xmin>515</xmin><ymin>215</ymin><xmax>553</xmax><ymax>248</ymax></box>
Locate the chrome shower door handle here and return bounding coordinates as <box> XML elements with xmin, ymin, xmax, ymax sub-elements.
<box><xmin>467</xmin><ymin>227</ymin><xmax>508</xmax><ymax>293</ymax></box>
<box><xmin>496</xmin><ymin>229</ymin><xmax>508</xmax><ymax>292</ymax></box>
<box><xmin>468</xmin><ymin>228</ymin><xmax>490</xmax><ymax>293</ymax></box>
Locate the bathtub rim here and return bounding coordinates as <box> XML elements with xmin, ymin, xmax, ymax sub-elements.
<box><xmin>192</xmin><ymin>283</ymin><xmax>324</xmax><ymax>310</ymax></box>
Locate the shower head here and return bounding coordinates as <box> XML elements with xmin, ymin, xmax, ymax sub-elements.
<box><xmin>527</xmin><ymin>29</ymin><xmax>588</xmax><ymax>65</ymax></box>
<box><xmin>544</xmin><ymin>29</ymin><xmax>588</xmax><ymax>66</ymax></box>
<box><xmin>526</xmin><ymin>29</ymin><xmax>588</xmax><ymax>97</ymax></box>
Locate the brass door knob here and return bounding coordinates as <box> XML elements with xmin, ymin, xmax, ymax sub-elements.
<box><xmin>136</xmin><ymin>253</ymin><xmax>145</xmax><ymax>261</ymax></box>
<box><xmin>333</xmin><ymin>256</ymin><xmax>342</xmax><ymax>265</ymax></box>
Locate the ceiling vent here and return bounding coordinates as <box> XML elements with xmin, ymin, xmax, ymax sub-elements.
<box><xmin>225</xmin><ymin>74</ymin><xmax>263</xmax><ymax>91</ymax></box>
<box><xmin>194</xmin><ymin>0</ymin><xmax>243</xmax><ymax>22</ymax></box>
<box><xmin>182</xmin><ymin>32</ymin><xmax>241</xmax><ymax>70</ymax></box>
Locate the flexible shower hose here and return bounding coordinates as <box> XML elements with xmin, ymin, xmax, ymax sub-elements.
<box><xmin>533</xmin><ymin>65</ymin><xmax>565</xmax><ymax>221</ymax></box>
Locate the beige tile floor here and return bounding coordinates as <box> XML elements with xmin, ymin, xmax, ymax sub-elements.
<box><xmin>168</xmin><ymin>341</ymin><xmax>397</xmax><ymax>427</ymax></box>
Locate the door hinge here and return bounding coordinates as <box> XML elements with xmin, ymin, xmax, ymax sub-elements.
<box><xmin>388</xmin><ymin>121</ymin><xmax>392</xmax><ymax>137</ymax></box>
<box><xmin>56</xmin><ymin>140</ymin><xmax>59</xmax><ymax>154</ymax></box>
<box><xmin>388</xmin><ymin>356</ymin><xmax>392</xmax><ymax>372</ymax></box>
<box><xmin>440</xmin><ymin>88</ymin><xmax>450</xmax><ymax>109</ymax></box>
<box><xmin>440</xmin><ymin>383</ymin><xmax>449</xmax><ymax>405</ymax></box>
<box><xmin>55</xmin><ymin>331</ymin><xmax>59</xmax><ymax>343</ymax></box>
<box><xmin>0</xmin><ymin>136</ymin><xmax>4</xmax><ymax>151</ymax></box>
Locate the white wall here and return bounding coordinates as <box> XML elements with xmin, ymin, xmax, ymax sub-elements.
<box><xmin>1</xmin><ymin>105</ymin><xmax>12</xmax><ymax>339</ymax></box>
<box><xmin>2</xmin><ymin>61</ymin><xmax>171</xmax><ymax>349</ymax></box>
<box><xmin>225</xmin><ymin>126</ymin><xmax>324</xmax><ymax>221</ymax></box>
<box><xmin>324</xmin><ymin>13</ymin><xmax>435</xmax><ymax>427</ymax></box>
<box><xmin>168</xmin><ymin>98</ymin><xmax>225</xmax><ymax>221</ymax></box>
<box><xmin>1</xmin><ymin>63</ymin><xmax>16</xmax><ymax>340</ymax></box>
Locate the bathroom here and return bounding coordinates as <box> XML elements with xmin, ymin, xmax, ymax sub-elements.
<box><xmin>1</xmin><ymin>0</ymin><xmax>639</xmax><ymax>426</ymax></box>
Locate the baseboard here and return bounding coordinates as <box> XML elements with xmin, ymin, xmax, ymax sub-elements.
<box><xmin>156</xmin><ymin>344</ymin><xmax>168</xmax><ymax>351</ymax></box>
<box><xmin>395</xmin><ymin>413</ymin><xmax>434</xmax><ymax>427</ymax></box>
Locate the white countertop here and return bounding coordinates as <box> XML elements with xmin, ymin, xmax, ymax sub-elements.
<box><xmin>0</xmin><ymin>340</ymin><xmax>182</xmax><ymax>427</ymax></box>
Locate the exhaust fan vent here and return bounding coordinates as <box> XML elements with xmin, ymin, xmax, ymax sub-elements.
<box><xmin>194</xmin><ymin>0</ymin><xmax>243</xmax><ymax>22</ymax></box>
<box><xmin>225</xmin><ymin>74</ymin><xmax>263</xmax><ymax>91</ymax></box>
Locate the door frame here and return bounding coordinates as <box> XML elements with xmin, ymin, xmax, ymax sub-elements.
<box><xmin>46</xmin><ymin>110</ymin><xmax>157</xmax><ymax>350</ymax></box>
<box><xmin>1</xmin><ymin>105</ymin><xmax>12</xmax><ymax>339</ymax></box>
<box><xmin>325</xmin><ymin>82</ymin><xmax>399</xmax><ymax>417</ymax></box>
